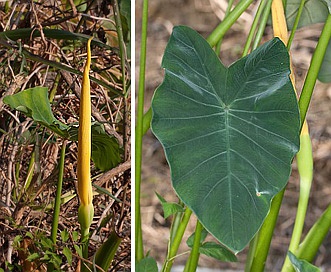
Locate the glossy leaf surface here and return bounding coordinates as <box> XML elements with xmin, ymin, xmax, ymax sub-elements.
<box><xmin>151</xmin><ymin>26</ymin><xmax>300</xmax><ymax>253</ymax></box>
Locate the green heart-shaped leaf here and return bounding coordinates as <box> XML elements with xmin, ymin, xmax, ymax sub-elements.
<box><xmin>151</xmin><ymin>26</ymin><xmax>300</xmax><ymax>253</ymax></box>
<box><xmin>3</xmin><ymin>87</ymin><xmax>69</xmax><ymax>138</ymax></box>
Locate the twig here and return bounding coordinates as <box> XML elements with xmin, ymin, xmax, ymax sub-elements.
<box><xmin>94</xmin><ymin>160</ymin><xmax>130</xmax><ymax>187</ymax></box>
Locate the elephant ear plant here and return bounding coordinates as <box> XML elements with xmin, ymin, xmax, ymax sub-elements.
<box><xmin>151</xmin><ymin>26</ymin><xmax>300</xmax><ymax>253</ymax></box>
<box><xmin>136</xmin><ymin>0</ymin><xmax>331</xmax><ymax>271</ymax></box>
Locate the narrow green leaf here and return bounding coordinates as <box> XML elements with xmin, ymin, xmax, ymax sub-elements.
<box><xmin>74</xmin><ymin>244</ymin><xmax>82</xmax><ymax>257</ymax></box>
<box><xmin>136</xmin><ymin>257</ymin><xmax>158</xmax><ymax>272</ymax></box>
<box><xmin>288</xmin><ymin>251</ymin><xmax>321</xmax><ymax>272</ymax></box>
<box><xmin>0</xmin><ymin>28</ymin><xmax>115</xmax><ymax>51</ymax></box>
<box><xmin>94</xmin><ymin>231</ymin><xmax>122</xmax><ymax>271</ymax></box>
<box><xmin>40</xmin><ymin>237</ymin><xmax>53</xmax><ymax>250</ymax></box>
<box><xmin>93</xmin><ymin>184</ymin><xmax>122</xmax><ymax>203</ymax></box>
<box><xmin>155</xmin><ymin>192</ymin><xmax>184</xmax><ymax>218</ymax></box>
<box><xmin>151</xmin><ymin>26</ymin><xmax>300</xmax><ymax>253</ymax></box>
<box><xmin>60</xmin><ymin>230</ymin><xmax>69</xmax><ymax>242</ymax></box>
<box><xmin>63</xmin><ymin>247</ymin><xmax>72</xmax><ymax>265</ymax></box>
<box><xmin>26</xmin><ymin>252</ymin><xmax>39</xmax><ymax>262</ymax></box>
<box><xmin>72</xmin><ymin>231</ymin><xmax>79</xmax><ymax>242</ymax></box>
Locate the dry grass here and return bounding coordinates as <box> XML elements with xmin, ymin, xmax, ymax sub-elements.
<box><xmin>0</xmin><ymin>1</ymin><xmax>130</xmax><ymax>271</ymax></box>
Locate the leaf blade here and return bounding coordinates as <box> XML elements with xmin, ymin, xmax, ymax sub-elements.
<box><xmin>151</xmin><ymin>26</ymin><xmax>300</xmax><ymax>253</ymax></box>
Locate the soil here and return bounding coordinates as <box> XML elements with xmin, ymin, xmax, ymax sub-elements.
<box><xmin>136</xmin><ymin>0</ymin><xmax>331</xmax><ymax>271</ymax></box>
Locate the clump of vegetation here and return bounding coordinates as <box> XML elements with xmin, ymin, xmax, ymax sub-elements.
<box><xmin>136</xmin><ymin>0</ymin><xmax>331</xmax><ymax>271</ymax></box>
<box><xmin>0</xmin><ymin>1</ymin><xmax>131</xmax><ymax>271</ymax></box>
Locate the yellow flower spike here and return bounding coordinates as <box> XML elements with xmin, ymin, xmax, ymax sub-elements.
<box><xmin>271</xmin><ymin>0</ymin><xmax>297</xmax><ymax>94</ymax></box>
<box><xmin>77</xmin><ymin>37</ymin><xmax>94</xmax><ymax>240</ymax></box>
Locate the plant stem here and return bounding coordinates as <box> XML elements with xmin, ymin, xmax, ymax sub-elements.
<box><xmin>281</xmin><ymin>122</ymin><xmax>313</xmax><ymax>272</ymax></box>
<box><xmin>51</xmin><ymin>141</ymin><xmax>67</xmax><ymax>244</ymax></box>
<box><xmin>111</xmin><ymin>0</ymin><xmax>129</xmax><ymax>161</ymax></box>
<box><xmin>251</xmin><ymin>0</ymin><xmax>273</xmax><ymax>51</ymax></box>
<box><xmin>48</xmin><ymin>141</ymin><xmax>66</xmax><ymax>272</ymax></box>
<box><xmin>242</xmin><ymin>0</ymin><xmax>267</xmax><ymax>56</ymax></box>
<box><xmin>287</xmin><ymin>0</ymin><xmax>305</xmax><ymax>49</ymax></box>
<box><xmin>298</xmin><ymin>14</ymin><xmax>331</xmax><ymax>126</ymax></box>
<box><xmin>295</xmin><ymin>203</ymin><xmax>331</xmax><ymax>262</ymax></box>
<box><xmin>135</xmin><ymin>0</ymin><xmax>149</xmax><ymax>262</ymax></box>
<box><xmin>215</xmin><ymin>0</ymin><xmax>234</xmax><ymax>55</ymax></box>
<box><xmin>245</xmin><ymin>189</ymin><xmax>285</xmax><ymax>272</ymax></box>
<box><xmin>162</xmin><ymin>208</ymin><xmax>192</xmax><ymax>272</ymax></box>
<box><xmin>111</xmin><ymin>0</ymin><xmax>127</xmax><ymax>96</ymax></box>
<box><xmin>169</xmin><ymin>203</ymin><xmax>184</xmax><ymax>245</ymax></box>
<box><xmin>187</xmin><ymin>220</ymin><xmax>203</xmax><ymax>272</ymax></box>
<box><xmin>207</xmin><ymin>0</ymin><xmax>254</xmax><ymax>47</ymax></box>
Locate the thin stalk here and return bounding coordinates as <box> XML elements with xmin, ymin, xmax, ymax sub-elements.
<box><xmin>215</xmin><ymin>0</ymin><xmax>234</xmax><ymax>54</ymax></box>
<box><xmin>22</xmin><ymin>151</ymin><xmax>35</xmax><ymax>198</ymax></box>
<box><xmin>298</xmin><ymin>14</ymin><xmax>331</xmax><ymax>126</ymax></box>
<box><xmin>169</xmin><ymin>203</ymin><xmax>184</xmax><ymax>245</ymax></box>
<box><xmin>251</xmin><ymin>0</ymin><xmax>273</xmax><ymax>51</ymax></box>
<box><xmin>244</xmin><ymin>229</ymin><xmax>259</xmax><ymax>272</ymax></box>
<box><xmin>49</xmin><ymin>72</ymin><xmax>61</xmax><ymax>102</ymax></box>
<box><xmin>287</xmin><ymin>0</ymin><xmax>305</xmax><ymax>49</ymax></box>
<box><xmin>242</xmin><ymin>0</ymin><xmax>267</xmax><ymax>56</ymax></box>
<box><xmin>111</xmin><ymin>0</ymin><xmax>129</xmax><ymax>161</ymax></box>
<box><xmin>295</xmin><ymin>203</ymin><xmax>331</xmax><ymax>262</ymax></box>
<box><xmin>161</xmin><ymin>208</ymin><xmax>192</xmax><ymax>272</ymax></box>
<box><xmin>51</xmin><ymin>141</ymin><xmax>67</xmax><ymax>243</ymax></box>
<box><xmin>207</xmin><ymin>0</ymin><xmax>254</xmax><ymax>47</ymax></box>
<box><xmin>111</xmin><ymin>0</ymin><xmax>127</xmax><ymax>97</ymax></box>
<box><xmin>48</xmin><ymin>141</ymin><xmax>66</xmax><ymax>272</ymax></box>
<box><xmin>281</xmin><ymin>122</ymin><xmax>313</xmax><ymax>272</ymax></box>
<box><xmin>187</xmin><ymin>220</ymin><xmax>203</xmax><ymax>272</ymax></box>
<box><xmin>246</xmin><ymin>189</ymin><xmax>285</xmax><ymax>272</ymax></box>
<box><xmin>135</xmin><ymin>0</ymin><xmax>149</xmax><ymax>262</ymax></box>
